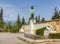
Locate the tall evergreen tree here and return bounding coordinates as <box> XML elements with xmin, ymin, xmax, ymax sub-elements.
<box><xmin>35</xmin><ymin>16</ymin><xmax>38</xmax><ymax>22</ymax></box>
<box><xmin>41</xmin><ymin>17</ymin><xmax>45</xmax><ymax>22</ymax></box>
<box><xmin>7</xmin><ymin>22</ymin><xmax>12</xmax><ymax>32</ymax></box>
<box><xmin>52</xmin><ymin>7</ymin><xmax>60</xmax><ymax>19</ymax></box>
<box><xmin>37</xmin><ymin>15</ymin><xmax>40</xmax><ymax>22</ymax></box>
<box><xmin>59</xmin><ymin>11</ymin><xmax>60</xmax><ymax>17</ymax></box>
<box><xmin>0</xmin><ymin>7</ymin><xmax>4</xmax><ymax>28</ymax></box>
<box><xmin>16</xmin><ymin>13</ymin><xmax>21</xmax><ymax>28</ymax></box>
<box><xmin>8</xmin><ymin>22</ymin><xmax>11</xmax><ymax>29</ymax></box>
<box><xmin>22</xmin><ymin>17</ymin><xmax>26</xmax><ymax>25</ymax></box>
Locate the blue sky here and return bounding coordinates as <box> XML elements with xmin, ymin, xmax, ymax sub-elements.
<box><xmin>0</xmin><ymin>0</ymin><xmax>60</xmax><ymax>22</ymax></box>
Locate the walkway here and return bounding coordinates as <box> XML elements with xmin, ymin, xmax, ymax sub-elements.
<box><xmin>0</xmin><ymin>33</ymin><xmax>29</xmax><ymax>44</ymax></box>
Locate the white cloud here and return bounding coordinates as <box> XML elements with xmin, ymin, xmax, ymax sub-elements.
<box><xmin>0</xmin><ymin>4</ymin><xmax>20</xmax><ymax>22</ymax></box>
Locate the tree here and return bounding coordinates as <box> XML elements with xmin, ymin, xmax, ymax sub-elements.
<box><xmin>8</xmin><ymin>22</ymin><xmax>12</xmax><ymax>31</ymax></box>
<box><xmin>37</xmin><ymin>15</ymin><xmax>40</xmax><ymax>22</ymax></box>
<box><xmin>0</xmin><ymin>7</ymin><xmax>4</xmax><ymax>28</ymax></box>
<box><xmin>59</xmin><ymin>11</ymin><xmax>60</xmax><ymax>16</ymax></box>
<box><xmin>5</xmin><ymin>22</ymin><xmax>12</xmax><ymax>32</ymax></box>
<box><xmin>22</xmin><ymin>17</ymin><xmax>26</xmax><ymax>25</ymax></box>
<box><xmin>16</xmin><ymin>13</ymin><xmax>21</xmax><ymax>28</ymax></box>
<box><xmin>52</xmin><ymin>7</ymin><xmax>60</xmax><ymax>20</ymax></box>
<box><xmin>35</xmin><ymin>16</ymin><xmax>38</xmax><ymax>22</ymax></box>
<box><xmin>41</xmin><ymin>17</ymin><xmax>45</xmax><ymax>22</ymax></box>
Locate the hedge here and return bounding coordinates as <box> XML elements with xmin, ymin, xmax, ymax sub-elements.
<box><xmin>49</xmin><ymin>33</ymin><xmax>60</xmax><ymax>39</ymax></box>
<box><xmin>0</xmin><ymin>30</ymin><xmax>2</xmax><ymax>32</ymax></box>
<box><xmin>36</xmin><ymin>27</ymin><xmax>46</xmax><ymax>36</ymax></box>
<box><xmin>10</xmin><ymin>26</ymin><xmax>19</xmax><ymax>33</ymax></box>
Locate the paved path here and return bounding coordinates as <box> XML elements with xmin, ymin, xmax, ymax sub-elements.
<box><xmin>0</xmin><ymin>33</ymin><xmax>29</xmax><ymax>44</ymax></box>
<box><xmin>0</xmin><ymin>33</ymin><xmax>60</xmax><ymax>44</ymax></box>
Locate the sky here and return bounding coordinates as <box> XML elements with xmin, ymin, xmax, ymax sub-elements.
<box><xmin>0</xmin><ymin>0</ymin><xmax>60</xmax><ymax>22</ymax></box>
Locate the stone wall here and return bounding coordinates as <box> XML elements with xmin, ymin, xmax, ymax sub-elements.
<box><xmin>47</xmin><ymin>20</ymin><xmax>60</xmax><ymax>33</ymax></box>
<box><xmin>21</xmin><ymin>19</ymin><xmax>60</xmax><ymax>34</ymax></box>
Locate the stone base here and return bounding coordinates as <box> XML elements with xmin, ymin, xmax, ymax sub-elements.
<box><xmin>24</xmin><ymin>33</ymin><xmax>40</xmax><ymax>39</ymax></box>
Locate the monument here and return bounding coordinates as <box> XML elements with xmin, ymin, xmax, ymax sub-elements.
<box><xmin>44</xmin><ymin>24</ymin><xmax>56</xmax><ymax>38</ymax></box>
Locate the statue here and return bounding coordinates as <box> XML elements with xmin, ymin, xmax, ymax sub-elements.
<box><xmin>44</xmin><ymin>24</ymin><xmax>56</xmax><ymax>38</ymax></box>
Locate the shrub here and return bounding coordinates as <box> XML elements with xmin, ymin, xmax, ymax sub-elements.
<box><xmin>0</xmin><ymin>28</ymin><xmax>4</xmax><ymax>32</ymax></box>
<box><xmin>0</xmin><ymin>30</ymin><xmax>2</xmax><ymax>32</ymax></box>
<box><xmin>49</xmin><ymin>33</ymin><xmax>60</xmax><ymax>39</ymax></box>
<box><xmin>10</xmin><ymin>26</ymin><xmax>19</xmax><ymax>33</ymax></box>
<box><xmin>3</xmin><ymin>29</ymin><xmax>8</xmax><ymax>32</ymax></box>
<box><xmin>36</xmin><ymin>27</ymin><xmax>46</xmax><ymax>36</ymax></box>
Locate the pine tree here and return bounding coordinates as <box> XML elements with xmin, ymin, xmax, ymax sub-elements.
<box><xmin>59</xmin><ymin>11</ymin><xmax>60</xmax><ymax>17</ymax></box>
<box><xmin>22</xmin><ymin>17</ymin><xmax>26</xmax><ymax>25</ymax></box>
<box><xmin>37</xmin><ymin>15</ymin><xmax>40</xmax><ymax>22</ymax></box>
<box><xmin>41</xmin><ymin>17</ymin><xmax>45</xmax><ymax>22</ymax></box>
<box><xmin>16</xmin><ymin>13</ymin><xmax>21</xmax><ymax>28</ymax></box>
<box><xmin>52</xmin><ymin>7</ymin><xmax>60</xmax><ymax>19</ymax></box>
<box><xmin>0</xmin><ymin>7</ymin><xmax>4</xmax><ymax>28</ymax></box>
<box><xmin>35</xmin><ymin>16</ymin><xmax>38</xmax><ymax>22</ymax></box>
<box><xmin>7</xmin><ymin>22</ymin><xmax>12</xmax><ymax>32</ymax></box>
<box><xmin>8</xmin><ymin>22</ymin><xmax>11</xmax><ymax>29</ymax></box>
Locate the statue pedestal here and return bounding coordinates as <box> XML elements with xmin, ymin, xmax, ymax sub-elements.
<box><xmin>24</xmin><ymin>33</ymin><xmax>35</xmax><ymax>39</ymax></box>
<box><xmin>24</xmin><ymin>33</ymin><xmax>40</xmax><ymax>39</ymax></box>
<box><xmin>24</xmin><ymin>19</ymin><xmax>40</xmax><ymax>39</ymax></box>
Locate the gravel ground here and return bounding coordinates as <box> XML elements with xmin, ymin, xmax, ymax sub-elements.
<box><xmin>0</xmin><ymin>33</ymin><xmax>60</xmax><ymax>44</ymax></box>
<box><xmin>0</xmin><ymin>33</ymin><xmax>29</xmax><ymax>44</ymax></box>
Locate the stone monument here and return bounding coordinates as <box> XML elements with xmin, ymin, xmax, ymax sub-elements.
<box><xmin>44</xmin><ymin>24</ymin><xmax>56</xmax><ymax>38</ymax></box>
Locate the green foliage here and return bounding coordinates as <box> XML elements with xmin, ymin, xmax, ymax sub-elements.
<box><xmin>22</xmin><ymin>17</ymin><xmax>26</xmax><ymax>25</ymax></box>
<box><xmin>41</xmin><ymin>17</ymin><xmax>45</xmax><ymax>22</ymax></box>
<box><xmin>36</xmin><ymin>27</ymin><xmax>46</xmax><ymax>36</ymax></box>
<box><xmin>16</xmin><ymin>14</ymin><xmax>21</xmax><ymax>29</ymax></box>
<box><xmin>52</xmin><ymin>7</ymin><xmax>60</xmax><ymax>19</ymax></box>
<box><xmin>59</xmin><ymin>11</ymin><xmax>60</xmax><ymax>16</ymax></box>
<box><xmin>0</xmin><ymin>7</ymin><xmax>4</xmax><ymax>28</ymax></box>
<box><xmin>10</xmin><ymin>26</ymin><xmax>19</xmax><ymax>33</ymax></box>
<box><xmin>0</xmin><ymin>20</ymin><xmax>3</xmax><ymax>28</ymax></box>
<box><xmin>3</xmin><ymin>22</ymin><xmax>12</xmax><ymax>32</ymax></box>
<box><xmin>3</xmin><ymin>29</ymin><xmax>9</xmax><ymax>32</ymax></box>
<box><xmin>49</xmin><ymin>33</ymin><xmax>60</xmax><ymax>39</ymax></box>
<box><xmin>35</xmin><ymin>15</ymin><xmax>40</xmax><ymax>22</ymax></box>
<box><xmin>35</xmin><ymin>16</ymin><xmax>38</xmax><ymax>22</ymax></box>
<box><xmin>0</xmin><ymin>29</ymin><xmax>2</xmax><ymax>32</ymax></box>
<box><xmin>37</xmin><ymin>15</ymin><xmax>40</xmax><ymax>22</ymax></box>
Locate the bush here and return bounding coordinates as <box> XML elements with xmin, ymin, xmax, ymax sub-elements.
<box><xmin>3</xmin><ymin>29</ymin><xmax>9</xmax><ymax>32</ymax></box>
<box><xmin>0</xmin><ymin>30</ymin><xmax>2</xmax><ymax>32</ymax></box>
<box><xmin>49</xmin><ymin>33</ymin><xmax>60</xmax><ymax>39</ymax></box>
<box><xmin>36</xmin><ymin>27</ymin><xmax>46</xmax><ymax>36</ymax></box>
<box><xmin>10</xmin><ymin>26</ymin><xmax>19</xmax><ymax>33</ymax></box>
<box><xmin>0</xmin><ymin>28</ymin><xmax>4</xmax><ymax>32</ymax></box>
